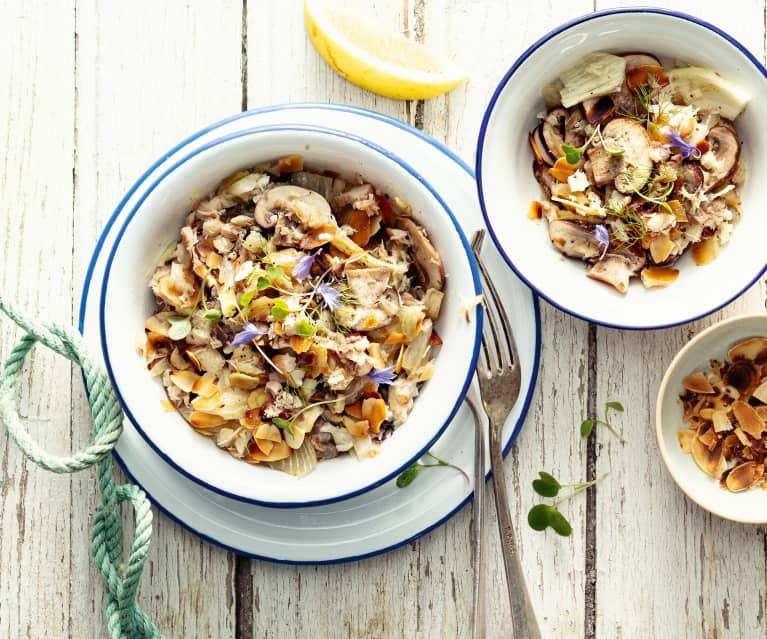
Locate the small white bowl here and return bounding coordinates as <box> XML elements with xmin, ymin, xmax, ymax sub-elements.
<box><xmin>477</xmin><ymin>8</ymin><xmax>767</xmax><ymax>329</ymax></box>
<box><xmin>99</xmin><ymin>124</ymin><xmax>481</xmax><ymax>507</ymax></box>
<box><xmin>657</xmin><ymin>314</ymin><xmax>767</xmax><ymax>523</ymax></box>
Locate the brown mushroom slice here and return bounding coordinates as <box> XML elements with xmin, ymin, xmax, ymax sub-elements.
<box><xmin>601</xmin><ymin>118</ymin><xmax>653</xmax><ymax>194</ymax></box>
<box><xmin>728</xmin><ymin>337</ymin><xmax>767</xmax><ymax>362</ymax></box>
<box><xmin>690</xmin><ymin>434</ymin><xmax>726</xmax><ymax>478</ymax></box>
<box><xmin>547</xmin><ymin>220</ymin><xmax>601</xmax><ymax>260</ymax></box>
<box><xmin>724</xmin><ymin>360</ymin><xmax>759</xmax><ymax>396</ymax></box>
<box><xmin>682</xmin><ymin>371</ymin><xmax>715</xmax><ymax>394</ymax></box>
<box><xmin>396</xmin><ymin>217</ymin><xmax>445</xmax><ymax>290</ymax></box>
<box><xmin>732</xmin><ymin>400</ymin><xmax>765</xmax><ymax>439</ymax></box>
<box><xmin>255</xmin><ymin>185</ymin><xmax>335</xmax><ymax>231</ymax></box>
<box><xmin>586</xmin><ymin>253</ymin><xmax>643</xmax><ymax>294</ymax></box>
<box><xmin>725</xmin><ymin>461</ymin><xmax>762</xmax><ymax>492</ymax></box>
<box><xmin>582</xmin><ymin>95</ymin><xmax>615</xmax><ymax>125</ymax></box>
<box><xmin>533</xmin><ymin>160</ymin><xmax>557</xmax><ymax>197</ymax></box>
<box><xmin>532</xmin><ymin>125</ymin><xmax>556</xmax><ymax>166</ymax></box>
<box><xmin>674</xmin><ymin>162</ymin><xmax>704</xmax><ymax>197</ymax></box>
<box><xmin>564</xmin><ymin>109</ymin><xmax>587</xmax><ymax>147</ymax></box>
<box><xmin>541</xmin><ymin>108</ymin><xmax>568</xmax><ymax>159</ymax></box>
<box><xmin>587</xmin><ymin>143</ymin><xmax>622</xmax><ymax>187</ymax></box>
<box><xmin>703</xmin><ymin>124</ymin><xmax>740</xmax><ymax>190</ymax></box>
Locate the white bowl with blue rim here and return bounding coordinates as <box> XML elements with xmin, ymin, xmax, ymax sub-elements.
<box><xmin>99</xmin><ymin>124</ymin><xmax>481</xmax><ymax>507</ymax></box>
<box><xmin>477</xmin><ymin>8</ymin><xmax>767</xmax><ymax>329</ymax></box>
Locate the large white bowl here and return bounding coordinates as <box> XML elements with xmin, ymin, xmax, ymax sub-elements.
<box><xmin>657</xmin><ymin>314</ymin><xmax>767</xmax><ymax>523</ymax></box>
<box><xmin>99</xmin><ymin>124</ymin><xmax>481</xmax><ymax>506</ymax></box>
<box><xmin>477</xmin><ymin>8</ymin><xmax>767</xmax><ymax>329</ymax></box>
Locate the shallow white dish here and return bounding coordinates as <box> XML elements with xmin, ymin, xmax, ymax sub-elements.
<box><xmin>657</xmin><ymin>314</ymin><xmax>767</xmax><ymax>523</ymax></box>
<box><xmin>100</xmin><ymin>124</ymin><xmax>481</xmax><ymax>507</ymax></box>
<box><xmin>477</xmin><ymin>8</ymin><xmax>767</xmax><ymax>329</ymax></box>
<box><xmin>80</xmin><ymin>104</ymin><xmax>541</xmax><ymax>563</ymax></box>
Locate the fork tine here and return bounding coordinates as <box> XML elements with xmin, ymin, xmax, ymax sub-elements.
<box><xmin>471</xmin><ymin>232</ymin><xmax>508</xmax><ymax>369</ymax></box>
<box><xmin>474</xmin><ymin>247</ymin><xmax>518</xmax><ymax>367</ymax></box>
<box><xmin>477</xmin><ymin>331</ymin><xmax>493</xmax><ymax>376</ymax></box>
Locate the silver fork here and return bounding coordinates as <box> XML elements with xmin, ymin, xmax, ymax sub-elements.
<box><xmin>471</xmin><ymin>229</ymin><xmax>542</xmax><ymax>639</ymax></box>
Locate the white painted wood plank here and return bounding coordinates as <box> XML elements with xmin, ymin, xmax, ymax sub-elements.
<box><xmin>0</xmin><ymin>2</ymin><xmax>76</xmax><ymax>637</ymax></box>
<box><xmin>247</xmin><ymin>2</ymin><xmax>593</xmax><ymax>637</ymax></box>
<box><xmin>594</xmin><ymin>2</ymin><xmax>767</xmax><ymax>637</ymax></box>
<box><xmin>71</xmin><ymin>1</ymin><xmax>243</xmax><ymax>637</ymax></box>
<box><xmin>422</xmin><ymin>2</ymin><xmax>596</xmax><ymax>637</ymax></box>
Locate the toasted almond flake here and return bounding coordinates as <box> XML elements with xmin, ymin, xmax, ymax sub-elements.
<box><xmin>362</xmin><ymin>397</ymin><xmax>387</xmax><ymax>434</ymax></box>
<box><xmin>191</xmin><ymin>391</ymin><xmax>223</xmax><ymax>412</ymax></box>
<box><xmin>753</xmin><ymin>379</ymin><xmax>767</xmax><ymax>404</ymax></box>
<box><xmin>185</xmin><ymin>350</ymin><xmax>203</xmax><ymax>372</ymax></box>
<box><xmin>734</xmin><ymin>427</ymin><xmax>751</xmax><ymax>447</ymax></box>
<box><xmin>691</xmin><ymin>236</ymin><xmax>719</xmax><ymax>265</ymax></box>
<box><xmin>189</xmin><ymin>411</ymin><xmax>227</xmax><ymax>428</ymax></box>
<box><xmin>728</xmin><ymin>337</ymin><xmax>767</xmax><ymax>362</ymax></box>
<box><xmin>192</xmin><ymin>374</ymin><xmax>219</xmax><ymax>397</ymax></box>
<box><xmin>683</xmin><ymin>371</ymin><xmax>715</xmax><ymax>394</ymax></box>
<box><xmin>733</xmin><ymin>400</ymin><xmax>764</xmax><ymax>439</ymax></box>
<box><xmin>246</xmin><ymin>439</ymin><xmax>292</xmax><ymax>462</ymax></box>
<box><xmin>255</xmin><ymin>437</ymin><xmax>275</xmax><ymax>455</ymax></box>
<box><xmin>712</xmin><ymin>409</ymin><xmax>732</xmax><ymax>433</ymax></box>
<box><xmin>230</xmin><ymin>372</ymin><xmax>264</xmax><ymax>390</ymax></box>
<box><xmin>690</xmin><ymin>435</ymin><xmax>726</xmax><ymax>479</ymax></box>
<box><xmin>169</xmin><ymin>369</ymin><xmax>199</xmax><ymax>393</ymax></box>
<box><xmin>247</xmin><ymin>388</ymin><xmax>271</xmax><ymax>410</ymax></box>
<box><xmin>160</xmin><ymin>400</ymin><xmax>176</xmax><ymax>412</ymax></box>
<box><xmin>343</xmin><ymin>416</ymin><xmax>370</xmax><ymax>438</ymax></box>
<box><xmin>726</xmin><ymin>461</ymin><xmax>761</xmax><ymax>492</ymax></box>
<box><xmin>255</xmin><ymin>422</ymin><xmax>282</xmax><ymax>443</ymax></box>
<box><xmin>678</xmin><ymin>429</ymin><xmax>695</xmax><ymax>453</ymax></box>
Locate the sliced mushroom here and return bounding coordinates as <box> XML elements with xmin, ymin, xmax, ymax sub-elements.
<box><xmin>601</xmin><ymin>118</ymin><xmax>653</xmax><ymax>193</ymax></box>
<box><xmin>582</xmin><ymin>95</ymin><xmax>615</xmax><ymax>125</ymax></box>
<box><xmin>586</xmin><ymin>254</ymin><xmax>635</xmax><ymax>294</ymax></box>
<box><xmin>254</xmin><ymin>185</ymin><xmax>335</xmax><ymax>231</ymax></box>
<box><xmin>622</xmin><ymin>53</ymin><xmax>662</xmax><ymax>70</ymax></box>
<box><xmin>541</xmin><ymin>108</ymin><xmax>568</xmax><ymax>159</ymax></box>
<box><xmin>725</xmin><ymin>461</ymin><xmax>762</xmax><ymax>492</ymax></box>
<box><xmin>674</xmin><ymin>162</ymin><xmax>704</xmax><ymax>196</ymax></box>
<box><xmin>683</xmin><ymin>371</ymin><xmax>715</xmax><ymax>394</ymax></box>
<box><xmin>728</xmin><ymin>337</ymin><xmax>767</xmax><ymax>362</ymax></box>
<box><xmin>690</xmin><ymin>433</ymin><xmax>726</xmax><ymax>478</ymax></box>
<box><xmin>547</xmin><ymin>220</ymin><xmax>601</xmax><ymax>260</ymax></box>
<box><xmin>732</xmin><ymin>400</ymin><xmax>765</xmax><ymax>439</ymax></box>
<box><xmin>724</xmin><ymin>361</ymin><xmax>759</xmax><ymax>396</ymax></box>
<box><xmin>345</xmin><ymin>267</ymin><xmax>391</xmax><ymax>307</ymax></box>
<box><xmin>533</xmin><ymin>160</ymin><xmax>557</xmax><ymax>197</ymax></box>
<box><xmin>564</xmin><ymin>109</ymin><xmax>587</xmax><ymax>147</ymax></box>
<box><xmin>532</xmin><ymin>125</ymin><xmax>556</xmax><ymax>166</ymax></box>
<box><xmin>587</xmin><ymin>143</ymin><xmax>622</xmax><ymax>187</ymax></box>
<box><xmin>397</xmin><ymin>218</ymin><xmax>445</xmax><ymax>290</ymax></box>
<box><xmin>703</xmin><ymin>124</ymin><xmax>740</xmax><ymax>190</ymax></box>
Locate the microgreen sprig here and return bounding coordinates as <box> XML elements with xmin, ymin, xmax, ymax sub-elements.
<box><xmin>527</xmin><ymin>471</ymin><xmax>609</xmax><ymax>536</ymax></box>
<box><xmin>396</xmin><ymin>452</ymin><xmax>469</xmax><ymax>488</ymax></box>
<box><xmin>580</xmin><ymin>401</ymin><xmax>626</xmax><ymax>442</ymax></box>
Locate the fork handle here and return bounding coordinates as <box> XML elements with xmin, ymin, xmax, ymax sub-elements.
<box><xmin>488</xmin><ymin>420</ymin><xmax>542</xmax><ymax>639</ymax></box>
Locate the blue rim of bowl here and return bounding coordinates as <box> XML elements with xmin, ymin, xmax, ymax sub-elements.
<box><xmin>79</xmin><ymin>103</ymin><xmax>542</xmax><ymax>564</ymax></box>
<box><xmin>98</xmin><ymin>122</ymin><xmax>483</xmax><ymax>508</ymax></box>
<box><xmin>476</xmin><ymin>7</ymin><xmax>767</xmax><ymax>331</ymax></box>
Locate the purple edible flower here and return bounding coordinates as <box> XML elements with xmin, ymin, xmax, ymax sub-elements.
<box><xmin>317</xmin><ymin>282</ymin><xmax>341</xmax><ymax>311</ymax></box>
<box><xmin>230</xmin><ymin>322</ymin><xmax>267</xmax><ymax>347</ymax></box>
<box><xmin>292</xmin><ymin>249</ymin><xmax>320</xmax><ymax>282</ymax></box>
<box><xmin>662</xmin><ymin>127</ymin><xmax>701</xmax><ymax>160</ymax></box>
<box><xmin>594</xmin><ymin>224</ymin><xmax>609</xmax><ymax>260</ymax></box>
<box><xmin>368</xmin><ymin>365</ymin><xmax>397</xmax><ymax>385</ymax></box>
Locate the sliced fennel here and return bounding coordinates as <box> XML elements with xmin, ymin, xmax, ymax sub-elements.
<box><xmin>559</xmin><ymin>52</ymin><xmax>626</xmax><ymax>108</ymax></box>
<box><xmin>667</xmin><ymin>67</ymin><xmax>750</xmax><ymax>120</ymax></box>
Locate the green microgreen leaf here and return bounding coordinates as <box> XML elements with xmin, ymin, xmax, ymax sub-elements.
<box><xmin>203</xmin><ymin>309</ymin><xmax>222</xmax><ymax>321</ymax></box>
<box><xmin>167</xmin><ymin>315</ymin><xmax>192</xmax><ymax>340</ymax></box>
<box><xmin>396</xmin><ymin>464</ymin><xmax>421</xmax><ymax>488</ymax></box>
<box><xmin>267</xmin><ymin>266</ymin><xmax>285</xmax><ymax>282</ymax></box>
<box><xmin>528</xmin><ymin>504</ymin><xmax>553</xmax><ymax>531</ymax></box>
<box><xmin>295</xmin><ymin>318</ymin><xmax>316</xmax><ymax>338</ymax></box>
<box><xmin>547</xmin><ymin>508</ymin><xmax>573</xmax><ymax>537</ymax></box>
<box><xmin>580</xmin><ymin>419</ymin><xmax>595</xmax><ymax>438</ymax></box>
<box><xmin>271</xmin><ymin>298</ymin><xmax>290</xmax><ymax>320</ymax></box>
<box><xmin>532</xmin><ymin>471</ymin><xmax>561</xmax><ymax>497</ymax></box>
<box><xmin>561</xmin><ymin>144</ymin><xmax>582</xmax><ymax>165</ymax></box>
<box><xmin>256</xmin><ymin>276</ymin><xmax>271</xmax><ymax>291</ymax></box>
<box><xmin>605</xmin><ymin>401</ymin><xmax>624</xmax><ymax>412</ymax></box>
<box><xmin>239</xmin><ymin>289</ymin><xmax>259</xmax><ymax>309</ymax></box>
<box><xmin>272</xmin><ymin>417</ymin><xmax>295</xmax><ymax>436</ymax></box>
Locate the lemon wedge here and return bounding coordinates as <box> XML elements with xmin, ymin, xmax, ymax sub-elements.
<box><xmin>304</xmin><ymin>0</ymin><xmax>467</xmax><ymax>100</ymax></box>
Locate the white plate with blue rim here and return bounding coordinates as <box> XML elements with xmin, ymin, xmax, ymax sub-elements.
<box><xmin>79</xmin><ymin>104</ymin><xmax>541</xmax><ymax>563</ymax></box>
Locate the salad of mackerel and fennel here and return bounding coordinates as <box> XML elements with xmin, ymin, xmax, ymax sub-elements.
<box><xmin>528</xmin><ymin>51</ymin><xmax>750</xmax><ymax>293</ymax></box>
<box><xmin>142</xmin><ymin>155</ymin><xmax>446</xmax><ymax>478</ymax></box>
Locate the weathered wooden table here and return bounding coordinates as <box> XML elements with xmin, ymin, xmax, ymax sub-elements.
<box><xmin>2</xmin><ymin>1</ymin><xmax>765</xmax><ymax>637</ymax></box>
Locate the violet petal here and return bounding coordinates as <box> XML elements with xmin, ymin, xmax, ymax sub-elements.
<box><xmin>231</xmin><ymin>322</ymin><xmax>267</xmax><ymax>347</ymax></box>
<box><xmin>317</xmin><ymin>282</ymin><xmax>341</xmax><ymax>311</ymax></box>
<box><xmin>368</xmin><ymin>366</ymin><xmax>397</xmax><ymax>385</ymax></box>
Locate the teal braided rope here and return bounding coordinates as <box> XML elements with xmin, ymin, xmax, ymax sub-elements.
<box><xmin>0</xmin><ymin>297</ymin><xmax>164</xmax><ymax>639</ymax></box>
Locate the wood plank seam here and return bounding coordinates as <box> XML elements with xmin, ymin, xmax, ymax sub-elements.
<box><xmin>584</xmin><ymin>322</ymin><xmax>598</xmax><ymax>639</ymax></box>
